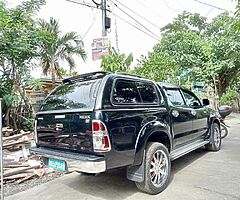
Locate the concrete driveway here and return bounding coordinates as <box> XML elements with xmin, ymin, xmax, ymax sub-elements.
<box><xmin>6</xmin><ymin>115</ymin><xmax>240</xmax><ymax>200</ymax></box>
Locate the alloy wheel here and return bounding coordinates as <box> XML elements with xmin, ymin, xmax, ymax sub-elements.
<box><xmin>214</xmin><ymin>126</ymin><xmax>221</xmax><ymax>148</ymax></box>
<box><xmin>150</xmin><ymin>150</ymin><xmax>169</xmax><ymax>188</ymax></box>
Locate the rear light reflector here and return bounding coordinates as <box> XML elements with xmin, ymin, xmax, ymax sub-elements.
<box><xmin>103</xmin><ymin>135</ymin><xmax>110</xmax><ymax>148</ymax></box>
<box><xmin>92</xmin><ymin>120</ymin><xmax>111</xmax><ymax>152</ymax></box>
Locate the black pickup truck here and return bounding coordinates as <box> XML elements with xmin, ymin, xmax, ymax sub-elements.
<box><xmin>31</xmin><ymin>71</ymin><xmax>221</xmax><ymax>194</ymax></box>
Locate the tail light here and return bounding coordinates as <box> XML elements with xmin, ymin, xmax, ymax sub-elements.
<box><xmin>224</xmin><ymin>106</ymin><xmax>232</xmax><ymax>111</ymax></box>
<box><xmin>92</xmin><ymin>120</ymin><xmax>111</xmax><ymax>152</ymax></box>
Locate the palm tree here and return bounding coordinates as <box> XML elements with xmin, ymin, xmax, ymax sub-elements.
<box><xmin>38</xmin><ymin>17</ymin><xmax>86</xmax><ymax>87</ymax></box>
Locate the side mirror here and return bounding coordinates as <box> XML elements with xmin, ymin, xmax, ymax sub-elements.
<box><xmin>189</xmin><ymin>101</ymin><xmax>200</xmax><ymax>107</ymax></box>
<box><xmin>202</xmin><ymin>99</ymin><xmax>210</xmax><ymax>106</ymax></box>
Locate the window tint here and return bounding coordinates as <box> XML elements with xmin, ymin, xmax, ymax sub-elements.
<box><xmin>182</xmin><ymin>90</ymin><xmax>201</xmax><ymax>107</ymax></box>
<box><xmin>165</xmin><ymin>89</ymin><xmax>185</xmax><ymax>106</ymax></box>
<box><xmin>112</xmin><ymin>80</ymin><xmax>141</xmax><ymax>104</ymax></box>
<box><xmin>137</xmin><ymin>82</ymin><xmax>158</xmax><ymax>104</ymax></box>
<box><xmin>40</xmin><ymin>80</ymin><xmax>100</xmax><ymax>111</ymax></box>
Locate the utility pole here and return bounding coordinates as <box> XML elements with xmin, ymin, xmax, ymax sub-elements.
<box><xmin>102</xmin><ymin>0</ymin><xmax>107</xmax><ymax>37</ymax></box>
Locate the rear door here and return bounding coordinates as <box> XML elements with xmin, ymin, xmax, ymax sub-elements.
<box><xmin>164</xmin><ymin>88</ymin><xmax>194</xmax><ymax>148</ymax></box>
<box><xmin>36</xmin><ymin>79</ymin><xmax>101</xmax><ymax>153</ymax></box>
<box><xmin>104</xmin><ymin>78</ymin><xmax>164</xmax><ymax>167</ymax></box>
<box><xmin>181</xmin><ymin>89</ymin><xmax>209</xmax><ymax>140</ymax></box>
<box><xmin>36</xmin><ymin>112</ymin><xmax>93</xmax><ymax>152</ymax></box>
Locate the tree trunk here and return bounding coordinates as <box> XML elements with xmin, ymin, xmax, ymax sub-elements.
<box><xmin>4</xmin><ymin>107</ymin><xmax>10</xmax><ymax>127</ymax></box>
<box><xmin>4</xmin><ymin>58</ymin><xmax>16</xmax><ymax>127</ymax></box>
<box><xmin>51</xmin><ymin>63</ymin><xmax>56</xmax><ymax>88</ymax></box>
<box><xmin>237</xmin><ymin>98</ymin><xmax>240</xmax><ymax>112</ymax></box>
<box><xmin>216</xmin><ymin>82</ymin><xmax>223</xmax><ymax>99</ymax></box>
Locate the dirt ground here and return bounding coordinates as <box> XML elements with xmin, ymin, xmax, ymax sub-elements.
<box><xmin>4</xmin><ymin>171</ymin><xmax>64</xmax><ymax>197</ymax></box>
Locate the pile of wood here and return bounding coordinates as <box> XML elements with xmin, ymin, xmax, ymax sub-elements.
<box><xmin>3</xmin><ymin>127</ymin><xmax>34</xmax><ymax>152</ymax></box>
<box><xmin>2</xmin><ymin>127</ymin><xmax>54</xmax><ymax>184</ymax></box>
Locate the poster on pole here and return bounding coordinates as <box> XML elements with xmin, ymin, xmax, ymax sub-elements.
<box><xmin>91</xmin><ymin>37</ymin><xmax>110</xmax><ymax>61</ymax></box>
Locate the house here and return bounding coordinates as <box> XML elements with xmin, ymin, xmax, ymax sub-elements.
<box><xmin>25</xmin><ymin>78</ymin><xmax>62</xmax><ymax>112</ymax></box>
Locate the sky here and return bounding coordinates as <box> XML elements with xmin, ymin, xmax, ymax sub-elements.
<box><xmin>6</xmin><ymin>0</ymin><xmax>237</xmax><ymax>77</ymax></box>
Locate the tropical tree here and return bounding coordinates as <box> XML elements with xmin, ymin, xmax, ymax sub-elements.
<box><xmin>135</xmin><ymin>52</ymin><xmax>180</xmax><ymax>83</ymax></box>
<box><xmin>38</xmin><ymin>17</ymin><xmax>87</xmax><ymax>87</ymax></box>
<box><xmin>0</xmin><ymin>0</ymin><xmax>45</xmax><ymax>128</ymax></box>
<box><xmin>233</xmin><ymin>1</ymin><xmax>240</xmax><ymax>31</ymax></box>
<box><xmin>136</xmin><ymin>12</ymin><xmax>240</xmax><ymax>98</ymax></box>
<box><xmin>101</xmin><ymin>47</ymin><xmax>133</xmax><ymax>72</ymax></box>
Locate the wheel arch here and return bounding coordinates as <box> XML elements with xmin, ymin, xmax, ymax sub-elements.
<box><xmin>133</xmin><ymin>124</ymin><xmax>172</xmax><ymax>166</ymax></box>
<box><xmin>205</xmin><ymin>115</ymin><xmax>221</xmax><ymax>139</ymax></box>
<box><xmin>212</xmin><ymin>118</ymin><xmax>220</xmax><ymax>127</ymax></box>
<box><xmin>147</xmin><ymin>131</ymin><xmax>171</xmax><ymax>152</ymax></box>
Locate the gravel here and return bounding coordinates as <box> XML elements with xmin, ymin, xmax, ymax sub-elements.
<box><xmin>4</xmin><ymin>171</ymin><xmax>65</xmax><ymax>197</ymax></box>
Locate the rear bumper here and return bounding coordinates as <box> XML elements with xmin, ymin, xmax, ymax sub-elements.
<box><xmin>30</xmin><ymin>147</ymin><xmax>106</xmax><ymax>173</ymax></box>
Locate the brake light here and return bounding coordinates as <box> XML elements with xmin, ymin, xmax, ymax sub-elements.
<box><xmin>224</xmin><ymin>106</ymin><xmax>232</xmax><ymax>111</ymax></box>
<box><xmin>92</xmin><ymin>120</ymin><xmax>111</xmax><ymax>152</ymax></box>
<box><xmin>93</xmin><ymin>121</ymin><xmax>100</xmax><ymax>131</ymax></box>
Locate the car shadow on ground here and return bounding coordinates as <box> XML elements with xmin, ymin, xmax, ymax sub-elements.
<box><xmin>64</xmin><ymin>148</ymin><xmax>208</xmax><ymax>200</ymax></box>
<box><xmin>169</xmin><ymin>147</ymin><xmax>207</xmax><ymax>184</ymax></box>
<box><xmin>65</xmin><ymin>168</ymin><xmax>138</xmax><ymax>200</ymax></box>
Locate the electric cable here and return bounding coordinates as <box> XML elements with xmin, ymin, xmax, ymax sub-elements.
<box><xmin>134</xmin><ymin>0</ymin><xmax>166</xmax><ymax>21</ymax></box>
<box><xmin>110</xmin><ymin>0</ymin><xmax>161</xmax><ymax>40</ymax></box>
<box><xmin>67</xmin><ymin>0</ymin><xmax>160</xmax><ymax>41</ymax></box>
<box><xmin>206</xmin><ymin>7</ymin><xmax>215</xmax><ymax>17</ymax></box>
<box><xmin>192</xmin><ymin>0</ymin><xmax>233</xmax><ymax>13</ymax></box>
<box><xmin>112</xmin><ymin>12</ymin><xmax>160</xmax><ymax>42</ymax></box>
<box><xmin>114</xmin><ymin>15</ymin><xmax>119</xmax><ymax>52</ymax></box>
<box><xmin>82</xmin><ymin>9</ymin><xmax>99</xmax><ymax>38</ymax></box>
<box><xmin>66</xmin><ymin>0</ymin><xmax>110</xmax><ymax>11</ymax></box>
<box><xmin>114</xmin><ymin>0</ymin><xmax>161</xmax><ymax>30</ymax></box>
<box><xmin>66</xmin><ymin>0</ymin><xmax>98</xmax><ymax>9</ymax></box>
<box><xmin>92</xmin><ymin>0</ymin><xmax>101</xmax><ymax>7</ymax></box>
<box><xmin>162</xmin><ymin>0</ymin><xmax>181</xmax><ymax>13</ymax></box>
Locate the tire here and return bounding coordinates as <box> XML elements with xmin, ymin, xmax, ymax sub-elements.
<box><xmin>135</xmin><ymin>142</ymin><xmax>171</xmax><ymax>195</ymax></box>
<box><xmin>205</xmin><ymin>123</ymin><xmax>221</xmax><ymax>151</ymax></box>
<box><xmin>220</xmin><ymin>123</ymin><xmax>228</xmax><ymax>139</ymax></box>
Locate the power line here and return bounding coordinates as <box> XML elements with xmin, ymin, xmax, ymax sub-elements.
<box><xmin>162</xmin><ymin>0</ymin><xmax>181</xmax><ymax>13</ymax></box>
<box><xmin>134</xmin><ymin>0</ymin><xmax>166</xmax><ymax>21</ymax></box>
<box><xmin>112</xmin><ymin>12</ymin><xmax>120</xmax><ymax>52</ymax></box>
<box><xmin>92</xmin><ymin>0</ymin><xmax>101</xmax><ymax>7</ymax></box>
<box><xmin>193</xmin><ymin>0</ymin><xmax>233</xmax><ymax>13</ymax></box>
<box><xmin>82</xmin><ymin>10</ymin><xmax>99</xmax><ymax>38</ymax></box>
<box><xmin>112</xmin><ymin>12</ymin><xmax>160</xmax><ymax>42</ymax></box>
<box><xmin>110</xmin><ymin>0</ymin><xmax>161</xmax><ymax>40</ymax></box>
<box><xmin>113</xmin><ymin>0</ymin><xmax>161</xmax><ymax>30</ymax></box>
<box><xmin>66</xmin><ymin>0</ymin><xmax>161</xmax><ymax>41</ymax></box>
<box><xmin>206</xmin><ymin>7</ymin><xmax>215</xmax><ymax>17</ymax></box>
<box><xmin>66</xmin><ymin>0</ymin><xmax>99</xmax><ymax>9</ymax></box>
<box><xmin>108</xmin><ymin>0</ymin><xmax>120</xmax><ymax>51</ymax></box>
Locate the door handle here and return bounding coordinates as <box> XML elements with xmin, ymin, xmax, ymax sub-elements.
<box><xmin>191</xmin><ymin>109</ymin><xmax>197</xmax><ymax>116</ymax></box>
<box><xmin>171</xmin><ymin>110</ymin><xmax>179</xmax><ymax>117</ymax></box>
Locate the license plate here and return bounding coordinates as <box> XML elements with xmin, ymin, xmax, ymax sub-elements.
<box><xmin>48</xmin><ymin>158</ymin><xmax>66</xmax><ymax>172</ymax></box>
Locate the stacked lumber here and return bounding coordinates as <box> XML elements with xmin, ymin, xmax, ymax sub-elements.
<box><xmin>2</xmin><ymin>128</ymin><xmax>34</xmax><ymax>149</ymax></box>
<box><xmin>1</xmin><ymin>127</ymin><xmax>55</xmax><ymax>184</ymax></box>
<box><xmin>3</xmin><ymin>159</ymin><xmax>45</xmax><ymax>184</ymax></box>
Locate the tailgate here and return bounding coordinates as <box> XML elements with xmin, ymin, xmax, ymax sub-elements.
<box><xmin>36</xmin><ymin>112</ymin><xmax>93</xmax><ymax>152</ymax></box>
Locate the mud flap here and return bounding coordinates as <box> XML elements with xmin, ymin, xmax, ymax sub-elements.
<box><xmin>126</xmin><ymin>151</ymin><xmax>145</xmax><ymax>183</ymax></box>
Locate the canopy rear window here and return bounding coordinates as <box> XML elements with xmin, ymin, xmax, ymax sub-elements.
<box><xmin>40</xmin><ymin>79</ymin><xmax>101</xmax><ymax>111</ymax></box>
